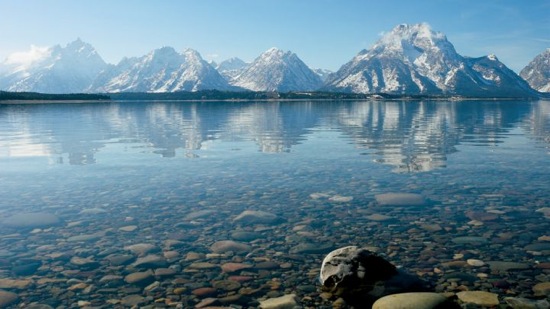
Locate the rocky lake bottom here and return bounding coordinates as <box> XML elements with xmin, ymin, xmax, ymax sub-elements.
<box><xmin>0</xmin><ymin>100</ymin><xmax>549</xmax><ymax>308</ymax></box>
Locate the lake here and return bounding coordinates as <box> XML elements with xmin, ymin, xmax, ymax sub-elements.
<box><xmin>0</xmin><ymin>100</ymin><xmax>549</xmax><ymax>308</ymax></box>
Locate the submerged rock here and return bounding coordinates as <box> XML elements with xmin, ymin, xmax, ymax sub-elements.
<box><xmin>124</xmin><ymin>243</ymin><xmax>159</xmax><ymax>256</ymax></box>
<box><xmin>0</xmin><ymin>290</ymin><xmax>18</xmax><ymax>307</ymax></box>
<box><xmin>233</xmin><ymin>210</ymin><xmax>282</xmax><ymax>225</ymax></box>
<box><xmin>533</xmin><ymin>282</ymin><xmax>550</xmax><ymax>297</ymax></box>
<box><xmin>505</xmin><ymin>297</ymin><xmax>550</xmax><ymax>309</ymax></box>
<box><xmin>372</xmin><ymin>292</ymin><xmax>450</xmax><ymax>309</ymax></box>
<box><xmin>291</xmin><ymin>242</ymin><xmax>334</xmax><ymax>254</ymax></box>
<box><xmin>456</xmin><ymin>291</ymin><xmax>499</xmax><ymax>307</ymax></box>
<box><xmin>375</xmin><ymin>193</ymin><xmax>426</xmax><ymax>206</ymax></box>
<box><xmin>1</xmin><ymin>212</ymin><xmax>60</xmax><ymax>228</ymax></box>
<box><xmin>259</xmin><ymin>294</ymin><xmax>298</xmax><ymax>309</ymax></box>
<box><xmin>210</xmin><ymin>240</ymin><xmax>251</xmax><ymax>253</ymax></box>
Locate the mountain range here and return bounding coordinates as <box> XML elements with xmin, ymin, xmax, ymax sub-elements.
<box><xmin>0</xmin><ymin>24</ymin><xmax>548</xmax><ymax>97</ymax></box>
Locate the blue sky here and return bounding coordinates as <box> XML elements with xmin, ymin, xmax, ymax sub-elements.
<box><xmin>0</xmin><ymin>0</ymin><xmax>548</xmax><ymax>72</ymax></box>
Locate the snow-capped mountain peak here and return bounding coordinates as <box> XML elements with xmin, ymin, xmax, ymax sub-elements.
<box><xmin>520</xmin><ymin>48</ymin><xmax>550</xmax><ymax>92</ymax></box>
<box><xmin>216</xmin><ymin>57</ymin><xmax>248</xmax><ymax>81</ymax></box>
<box><xmin>88</xmin><ymin>46</ymin><xmax>233</xmax><ymax>93</ymax></box>
<box><xmin>324</xmin><ymin>23</ymin><xmax>537</xmax><ymax>98</ymax></box>
<box><xmin>65</xmin><ymin>38</ymin><xmax>96</xmax><ymax>55</ymax></box>
<box><xmin>231</xmin><ymin>48</ymin><xmax>322</xmax><ymax>91</ymax></box>
<box><xmin>0</xmin><ymin>39</ymin><xmax>107</xmax><ymax>93</ymax></box>
<box><xmin>378</xmin><ymin>23</ymin><xmax>446</xmax><ymax>50</ymax></box>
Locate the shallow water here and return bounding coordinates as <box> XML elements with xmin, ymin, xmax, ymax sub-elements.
<box><xmin>0</xmin><ymin>100</ymin><xmax>549</xmax><ymax>307</ymax></box>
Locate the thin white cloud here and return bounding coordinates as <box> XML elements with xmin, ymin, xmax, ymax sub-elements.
<box><xmin>5</xmin><ymin>45</ymin><xmax>50</xmax><ymax>67</ymax></box>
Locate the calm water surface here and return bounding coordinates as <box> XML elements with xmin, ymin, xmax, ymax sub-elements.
<box><xmin>0</xmin><ymin>100</ymin><xmax>549</xmax><ymax>307</ymax></box>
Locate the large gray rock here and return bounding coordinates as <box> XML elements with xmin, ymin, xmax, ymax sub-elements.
<box><xmin>320</xmin><ymin>246</ymin><xmax>396</xmax><ymax>292</ymax></box>
<box><xmin>320</xmin><ymin>246</ymin><xmax>429</xmax><ymax>307</ymax></box>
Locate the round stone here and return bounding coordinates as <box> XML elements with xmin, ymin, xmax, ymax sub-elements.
<box><xmin>210</xmin><ymin>240</ymin><xmax>251</xmax><ymax>253</ymax></box>
<box><xmin>212</xmin><ymin>280</ymin><xmax>241</xmax><ymax>291</ymax></box>
<box><xmin>467</xmin><ymin>259</ymin><xmax>485</xmax><ymax>267</ymax></box>
<box><xmin>120</xmin><ymin>294</ymin><xmax>144</xmax><ymax>306</ymax></box>
<box><xmin>533</xmin><ymin>282</ymin><xmax>550</xmax><ymax>296</ymax></box>
<box><xmin>259</xmin><ymin>294</ymin><xmax>298</xmax><ymax>309</ymax></box>
<box><xmin>124</xmin><ymin>270</ymin><xmax>154</xmax><ymax>285</ymax></box>
<box><xmin>192</xmin><ymin>287</ymin><xmax>217</xmax><ymax>297</ymax></box>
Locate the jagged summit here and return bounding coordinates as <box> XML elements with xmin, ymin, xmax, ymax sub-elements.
<box><xmin>376</xmin><ymin>23</ymin><xmax>449</xmax><ymax>52</ymax></box>
<box><xmin>89</xmin><ymin>47</ymin><xmax>233</xmax><ymax>93</ymax></box>
<box><xmin>323</xmin><ymin>23</ymin><xmax>538</xmax><ymax>97</ymax></box>
<box><xmin>216</xmin><ymin>57</ymin><xmax>248</xmax><ymax>80</ymax></box>
<box><xmin>231</xmin><ymin>47</ymin><xmax>322</xmax><ymax>92</ymax></box>
<box><xmin>520</xmin><ymin>48</ymin><xmax>550</xmax><ymax>92</ymax></box>
<box><xmin>0</xmin><ymin>39</ymin><xmax>107</xmax><ymax>93</ymax></box>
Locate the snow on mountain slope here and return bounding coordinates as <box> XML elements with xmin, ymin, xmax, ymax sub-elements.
<box><xmin>89</xmin><ymin>47</ymin><xmax>233</xmax><ymax>92</ymax></box>
<box><xmin>323</xmin><ymin>23</ymin><xmax>538</xmax><ymax>97</ymax></box>
<box><xmin>314</xmin><ymin>68</ymin><xmax>333</xmax><ymax>82</ymax></box>
<box><xmin>0</xmin><ymin>39</ymin><xmax>107</xmax><ymax>93</ymax></box>
<box><xmin>231</xmin><ymin>48</ymin><xmax>322</xmax><ymax>92</ymax></box>
<box><xmin>520</xmin><ymin>49</ymin><xmax>550</xmax><ymax>92</ymax></box>
<box><xmin>216</xmin><ymin>57</ymin><xmax>248</xmax><ymax>80</ymax></box>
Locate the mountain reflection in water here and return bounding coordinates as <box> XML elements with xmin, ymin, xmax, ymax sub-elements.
<box><xmin>1</xmin><ymin>100</ymin><xmax>547</xmax><ymax>173</ymax></box>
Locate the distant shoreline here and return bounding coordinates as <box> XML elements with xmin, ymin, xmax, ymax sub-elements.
<box><xmin>1</xmin><ymin>90</ymin><xmax>547</xmax><ymax>104</ymax></box>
